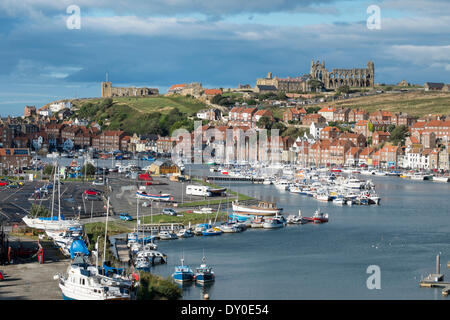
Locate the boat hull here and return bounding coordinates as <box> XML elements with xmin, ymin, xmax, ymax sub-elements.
<box><xmin>232</xmin><ymin>203</ymin><xmax>281</xmax><ymax>216</ymax></box>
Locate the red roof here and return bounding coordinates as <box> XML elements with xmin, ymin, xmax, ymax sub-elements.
<box><xmin>204</xmin><ymin>89</ymin><xmax>222</xmax><ymax>96</ymax></box>
<box><xmin>169</xmin><ymin>84</ymin><xmax>186</xmax><ymax>91</ymax></box>
<box><xmin>319</xmin><ymin>107</ymin><xmax>336</xmax><ymax>113</ymax></box>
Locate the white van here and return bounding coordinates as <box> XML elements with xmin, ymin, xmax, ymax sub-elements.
<box><xmin>186</xmin><ymin>185</ymin><xmax>212</xmax><ymax>197</ymax></box>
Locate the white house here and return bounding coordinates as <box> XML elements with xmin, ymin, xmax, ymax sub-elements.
<box><xmin>310</xmin><ymin>122</ymin><xmax>326</xmax><ymax>140</ymax></box>
<box><xmin>49</xmin><ymin>101</ymin><xmax>72</xmax><ymax>113</ymax></box>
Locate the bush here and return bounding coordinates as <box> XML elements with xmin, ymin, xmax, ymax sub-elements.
<box><xmin>137</xmin><ymin>272</ymin><xmax>182</xmax><ymax>300</ymax></box>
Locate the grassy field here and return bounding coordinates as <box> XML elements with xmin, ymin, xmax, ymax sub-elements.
<box><xmin>315</xmin><ymin>91</ymin><xmax>450</xmax><ymax>117</ymax></box>
<box><xmin>71</xmin><ymin>95</ymin><xmax>206</xmax><ymax>116</ymax></box>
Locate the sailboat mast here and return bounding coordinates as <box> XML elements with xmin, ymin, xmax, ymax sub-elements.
<box><xmin>51</xmin><ymin>164</ymin><xmax>57</xmax><ymax>219</ymax></box>
<box><xmin>58</xmin><ymin>166</ymin><xmax>61</xmax><ymax>220</ymax></box>
<box><xmin>103</xmin><ymin>196</ymin><xmax>110</xmax><ymax>264</ymax></box>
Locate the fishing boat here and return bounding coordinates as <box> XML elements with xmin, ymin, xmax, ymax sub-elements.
<box><xmin>136</xmin><ymin>191</ymin><xmax>172</xmax><ymax>202</ymax></box>
<box><xmin>172</xmin><ymin>258</ymin><xmax>194</xmax><ymax>283</ymax></box>
<box><xmin>303</xmin><ymin>209</ymin><xmax>329</xmax><ymax>224</ymax></box>
<box><xmin>232</xmin><ymin>200</ymin><xmax>282</xmax><ymax>216</ymax></box>
<box><xmin>194</xmin><ymin>255</ymin><xmax>215</xmax><ymax>284</ymax></box>
<box><xmin>286</xmin><ymin>210</ymin><xmax>308</xmax><ymax>224</ymax></box>
<box><xmin>54</xmin><ymin>258</ymin><xmax>131</xmax><ymax>300</ymax></box>
<box><xmin>158</xmin><ymin>231</ymin><xmax>178</xmax><ymax>240</ymax></box>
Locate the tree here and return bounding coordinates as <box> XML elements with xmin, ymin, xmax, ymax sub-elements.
<box><xmin>43</xmin><ymin>165</ymin><xmax>55</xmax><ymax>175</ymax></box>
<box><xmin>368</xmin><ymin>122</ymin><xmax>375</xmax><ymax>133</ymax></box>
<box><xmin>256</xmin><ymin>116</ymin><xmax>273</xmax><ymax>130</ymax></box>
<box><xmin>30</xmin><ymin>204</ymin><xmax>51</xmax><ymax>217</ymax></box>
<box><xmin>282</xmin><ymin>127</ymin><xmax>307</xmax><ymax>140</ymax></box>
<box><xmin>389</xmin><ymin>125</ymin><xmax>409</xmax><ymax>146</ymax></box>
<box><xmin>82</xmin><ymin>163</ymin><xmax>96</xmax><ymax>176</ymax></box>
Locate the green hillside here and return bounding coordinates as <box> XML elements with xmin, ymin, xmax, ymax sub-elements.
<box><xmin>71</xmin><ymin>95</ymin><xmax>206</xmax><ymax>115</ymax></box>
<box><xmin>70</xmin><ymin>95</ymin><xmax>207</xmax><ymax>136</ymax></box>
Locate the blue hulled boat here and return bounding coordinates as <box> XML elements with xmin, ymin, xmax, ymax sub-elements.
<box><xmin>172</xmin><ymin>258</ymin><xmax>194</xmax><ymax>283</ymax></box>
<box><xmin>194</xmin><ymin>256</ymin><xmax>215</xmax><ymax>284</ymax></box>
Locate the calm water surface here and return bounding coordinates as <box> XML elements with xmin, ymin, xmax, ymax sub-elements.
<box><xmin>153</xmin><ymin>172</ymin><xmax>450</xmax><ymax>300</ymax></box>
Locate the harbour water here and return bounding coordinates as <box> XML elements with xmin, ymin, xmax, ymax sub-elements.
<box><xmin>152</xmin><ymin>172</ymin><xmax>450</xmax><ymax>300</ymax></box>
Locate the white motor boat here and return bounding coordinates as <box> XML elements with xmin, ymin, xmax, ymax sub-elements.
<box><xmin>333</xmin><ymin>197</ymin><xmax>346</xmax><ymax>205</ymax></box>
<box><xmin>262</xmin><ymin>217</ymin><xmax>285</xmax><ymax>229</ymax></box>
<box><xmin>274</xmin><ymin>180</ymin><xmax>290</xmax><ymax>190</ymax></box>
<box><xmin>193</xmin><ymin>207</ymin><xmax>214</xmax><ymax>214</ymax></box>
<box><xmin>177</xmin><ymin>228</ymin><xmax>194</xmax><ymax>238</ymax></box>
<box><xmin>433</xmin><ymin>176</ymin><xmax>449</xmax><ymax>183</ymax></box>
<box><xmin>54</xmin><ymin>260</ymin><xmax>130</xmax><ymax>300</ymax></box>
<box><xmin>315</xmin><ymin>193</ymin><xmax>330</xmax><ymax>202</ymax></box>
<box><xmin>158</xmin><ymin>231</ymin><xmax>178</xmax><ymax>240</ymax></box>
<box><xmin>219</xmin><ymin>223</ymin><xmax>241</xmax><ymax>233</ymax></box>
<box><xmin>343</xmin><ymin>177</ymin><xmax>364</xmax><ymax>189</ymax></box>
<box><xmin>289</xmin><ymin>186</ymin><xmax>302</xmax><ymax>194</ymax></box>
<box><xmin>136</xmin><ymin>249</ymin><xmax>167</xmax><ymax>264</ymax></box>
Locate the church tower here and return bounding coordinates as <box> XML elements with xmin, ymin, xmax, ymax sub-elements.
<box><xmin>101</xmin><ymin>81</ymin><xmax>112</xmax><ymax>98</ymax></box>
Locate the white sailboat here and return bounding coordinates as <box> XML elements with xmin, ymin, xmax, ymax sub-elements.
<box><xmin>23</xmin><ymin>164</ymin><xmax>81</xmax><ymax>231</ymax></box>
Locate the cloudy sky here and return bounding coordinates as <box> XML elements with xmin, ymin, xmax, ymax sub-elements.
<box><xmin>0</xmin><ymin>0</ymin><xmax>449</xmax><ymax>116</ymax></box>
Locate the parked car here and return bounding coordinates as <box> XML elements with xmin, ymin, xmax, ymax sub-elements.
<box><xmin>7</xmin><ymin>183</ymin><xmax>20</xmax><ymax>189</ymax></box>
<box><xmin>84</xmin><ymin>194</ymin><xmax>100</xmax><ymax>201</ymax></box>
<box><xmin>0</xmin><ymin>181</ymin><xmax>9</xmax><ymax>186</ymax></box>
<box><xmin>162</xmin><ymin>208</ymin><xmax>177</xmax><ymax>216</ymax></box>
<box><xmin>119</xmin><ymin>213</ymin><xmax>133</xmax><ymax>221</ymax></box>
<box><xmin>142</xmin><ymin>202</ymin><xmax>151</xmax><ymax>207</ymax></box>
<box><xmin>84</xmin><ymin>189</ymin><xmax>100</xmax><ymax>196</ymax></box>
<box><xmin>92</xmin><ymin>180</ymin><xmax>105</xmax><ymax>186</ymax></box>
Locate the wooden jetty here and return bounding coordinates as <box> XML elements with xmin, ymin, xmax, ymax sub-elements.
<box><xmin>114</xmin><ymin>239</ymin><xmax>130</xmax><ymax>264</ymax></box>
<box><xmin>419</xmin><ymin>254</ymin><xmax>450</xmax><ymax>296</ymax></box>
